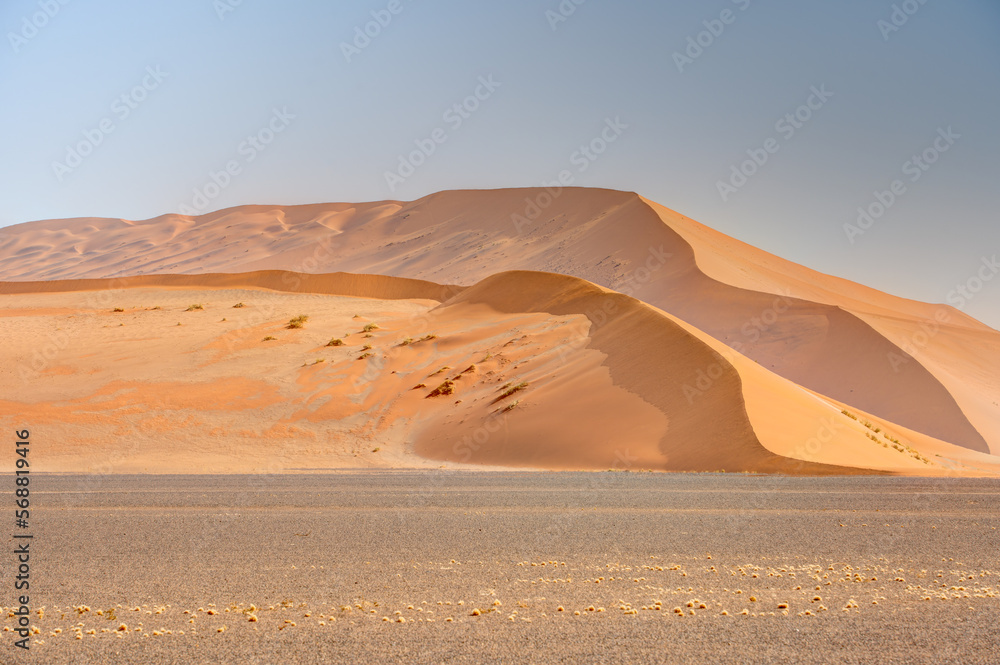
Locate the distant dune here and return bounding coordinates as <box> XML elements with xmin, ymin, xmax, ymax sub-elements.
<box><xmin>2</xmin><ymin>188</ymin><xmax>999</xmax><ymax>474</ymax></box>
<box><xmin>0</xmin><ymin>270</ymin><xmax>461</xmax><ymax>301</ymax></box>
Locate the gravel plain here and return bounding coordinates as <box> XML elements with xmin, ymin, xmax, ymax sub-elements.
<box><xmin>4</xmin><ymin>472</ymin><xmax>999</xmax><ymax>664</ymax></box>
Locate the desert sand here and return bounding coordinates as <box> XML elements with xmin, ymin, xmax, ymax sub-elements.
<box><xmin>1</xmin><ymin>267</ymin><xmax>998</xmax><ymax>475</ymax></box>
<box><xmin>2</xmin><ymin>188</ymin><xmax>1000</xmax><ymax>475</ymax></box>
<box><xmin>0</xmin><ymin>188</ymin><xmax>1000</xmax><ymax>474</ymax></box>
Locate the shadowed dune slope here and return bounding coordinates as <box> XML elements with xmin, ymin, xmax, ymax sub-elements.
<box><xmin>2</xmin><ymin>188</ymin><xmax>997</xmax><ymax>453</ymax></box>
<box><xmin>2</xmin><ymin>270</ymin><xmax>994</xmax><ymax>475</ymax></box>
<box><xmin>639</xmin><ymin>198</ymin><xmax>993</xmax><ymax>329</ymax></box>
<box><xmin>428</xmin><ymin>270</ymin><xmax>872</xmax><ymax>474</ymax></box>
<box><xmin>639</xmin><ymin>198</ymin><xmax>1000</xmax><ymax>455</ymax></box>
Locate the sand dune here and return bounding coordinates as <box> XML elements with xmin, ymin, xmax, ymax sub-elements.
<box><xmin>2</xmin><ymin>187</ymin><xmax>998</xmax><ymax>465</ymax></box>
<box><xmin>422</xmin><ymin>270</ymin><xmax>781</xmax><ymax>472</ymax></box>
<box><xmin>433</xmin><ymin>270</ymin><xmax>998</xmax><ymax>475</ymax></box>
<box><xmin>1</xmin><ymin>270</ymin><xmax>996</xmax><ymax>475</ymax></box>
<box><xmin>0</xmin><ymin>270</ymin><xmax>461</xmax><ymax>301</ymax></box>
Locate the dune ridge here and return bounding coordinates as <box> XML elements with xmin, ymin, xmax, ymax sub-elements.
<box><xmin>0</xmin><ymin>270</ymin><xmax>462</xmax><ymax>302</ymax></box>
<box><xmin>430</xmin><ymin>270</ymin><xmax>875</xmax><ymax>474</ymax></box>
<box><xmin>2</xmin><ymin>187</ymin><xmax>999</xmax><ymax>461</ymax></box>
<box><xmin>2</xmin><ymin>268</ymin><xmax>997</xmax><ymax>475</ymax></box>
<box><xmin>436</xmin><ymin>270</ymin><xmax>999</xmax><ymax>475</ymax></box>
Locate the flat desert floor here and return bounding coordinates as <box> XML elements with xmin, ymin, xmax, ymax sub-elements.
<box><xmin>7</xmin><ymin>472</ymin><xmax>1000</xmax><ymax>663</ymax></box>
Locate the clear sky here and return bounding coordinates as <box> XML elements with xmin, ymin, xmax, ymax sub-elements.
<box><xmin>2</xmin><ymin>0</ymin><xmax>999</xmax><ymax>326</ymax></box>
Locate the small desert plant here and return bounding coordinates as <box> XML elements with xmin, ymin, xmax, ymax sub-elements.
<box><xmin>185</xmin><ymin>304</ymin><xmax>204</xmax><ymax>311</ymax></box>
<box><xmin>151</xmin><ymin>306</ymin><xmax>162</xmax><ymax>310</ymax></box>
<box><xmin>458</xmin><ymin>364</ymin><xmax>476</xmax><ymax>375</ymax></box>
<box><xmin>419</xmin><ymin>334</ymin><xmax>438</xmax><ymax>342</ymax></box>
<box><xmin>372</xmin><ymin>447</ymin><xmax>380</xmax><ymax>453</ymax></box>
<box><xmin>233</xmin><ymin>302</ymin><xmax>246</xmax><ymax>308</ymax></box>
<box><xmin>352</xmin><ymin>314</ymin><xmax>362</xmax><ymax>319</ymax></box>
<box><xmin>357</xmin><ymin>352</ymin><xmax>373</xmax><ymax>360</ymax></box>
<box><xmin>412</xmin><ymin>383</ymin><xmax>426</xmax><ymax>390</ymax></box>
<box><xmin>399</xmin><ymin>338</ymin><xmax>414</xmax><ymax>346</ymax></box>
<box><xmin>326</xmin><ymin>338</ymin><xmax>344</xmax><ymax>347</ymax></box>
<box><xmin>426</xmin><ymin>380</ymin><xmax>455</xmax><ymax>398</ymax></box>
<box><xmin>113</xmin><ymin>307</ymin><xmax>124</xmax><ymax>312</ymax></box>
<box><xmin>312</xmin><ymin>358</ymin><xmax>325</xmax><ymax>365</ymax></box>
<box><xmin>361</xmin><ymin>344</ymin><xmax>372</xmax><ymax>351</ymax></box>
<box><xmin>497</xmin><ymin>382</ymin><xmax>529</xmax><ymax>400</ymax></box>
<box><xmin>502</xmin><ymin>400</ymin><xmax>520</xmax><ymax>413</ymax></box>
<box><xmin>841</xmin><ymin>409</ymin><xmax>858</xmax><ymax>420</ymax></box>
<box><xmin>362</xmin><ymin>323</ymin><xmax>379</xmax><ymax>332</ymax></box>
<box><xmin>429</xmin><ymin>366</ymin><xmax>451</xmax><ymax>376</ymax></box>
<box><xmin>287</xmin><ymin>315</ymin><xmax>309</xmax><ymax>329</ymax></box>
<box><xmin>480</xmin><ymin>351</ymin><xmax>492</xmax><ymax>362</ymax></box>
<box><xmin>262</xmin><ymin>336</ymin><xmax>277</xmax><ymax>341</ymax></box>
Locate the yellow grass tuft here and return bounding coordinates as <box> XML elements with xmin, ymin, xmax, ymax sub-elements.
<box><xmin>426</xmin><ymin>380</ymin><xmax>455</xmax><ymax>398</ymax></box>
<box><xmin>494</xmin><ymin>382</ymin><xmax>529</xmax><ymax>403</ymax></box>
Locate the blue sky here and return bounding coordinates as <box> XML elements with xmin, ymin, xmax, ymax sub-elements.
<box><xmin>2</xmin><ymin>0</ymin><xmax>999</xmax><ymax>326</ymax></box>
